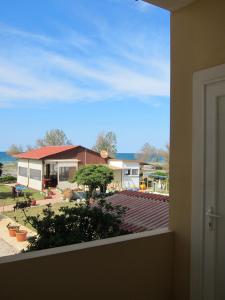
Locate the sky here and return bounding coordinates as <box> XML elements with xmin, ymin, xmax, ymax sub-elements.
<box><xmin>0</xmin><ymin>0</ymin><xmax>170</xmax><ymax>152</ymax></box>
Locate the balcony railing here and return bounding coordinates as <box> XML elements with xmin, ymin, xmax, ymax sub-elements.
<box><xmin>0</xmin><ymin>228</ymin><xmax>173</xmax><ymax>300</ymax></box>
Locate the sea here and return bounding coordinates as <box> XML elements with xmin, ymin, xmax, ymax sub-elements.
<box><xmin>0</xmin><ymin>152</ymin><xmax>16</xmax><ymax>164</ymax></box>
<box><xmin>0</xmin><ymin>151</ymin><xmax>163</xmax><ymax>163</ymax></box>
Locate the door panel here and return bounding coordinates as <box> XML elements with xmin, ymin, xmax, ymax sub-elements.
<box><xmin>215</xmin><ymin>96</ymin><xmax>225</xmax><ymax>299</ymax></box>
<box><xmin>204</xmin><ymin>84</ymin><xmax>225</xmax><ymax>300</ymax></box>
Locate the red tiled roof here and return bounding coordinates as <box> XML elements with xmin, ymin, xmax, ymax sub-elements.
<box><xmin>14</xmin><ymin>146</ymin><xmax>77</xmax><ymax>160</ymax></box>
<box><xmin>107</xmin><ymin>191</ymin><xmax>169</xmax><ymax>233</ymax></box>
<box><xmin>120</xmin><ymin>190</ymin><xmax>169</xmax><ymax>202</ymax></box>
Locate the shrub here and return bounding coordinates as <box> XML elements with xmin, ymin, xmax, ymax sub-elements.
<box><xmin>73</xmin><ymin>164</ymin><xmax>114</xmax><ymax>198</ymax></box>
<box><xmin>0</xmin><ymin>175</ymin><xmax>17</xmax><ymax>183</ymax></box>
<box><xmin>24</xmin><ymin>199</ymin><xmax>130</xmax><ymax>251</ymax></box>
<box><xmin>24</xmin><ymin>191</ymin><xmax>33</xmax><ymax>200</ymax></box>
<box><xmin>14</xmin><ymin>200</ymin><xmax>31</xmax><ymax>211</ymax></box>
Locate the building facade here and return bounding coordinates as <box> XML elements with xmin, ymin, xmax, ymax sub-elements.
<box><xmin>15</xmin><ymin>146</ymin><xmax>108</xmax><ymax>190</ymax></box>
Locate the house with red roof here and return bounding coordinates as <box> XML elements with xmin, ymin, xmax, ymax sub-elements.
<box><xmin>14</xmin><ymin>145</ymin><xmax>108</xmax><ymax>191</ymax></box>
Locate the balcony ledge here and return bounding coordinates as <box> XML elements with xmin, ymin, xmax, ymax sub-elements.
<box><xmin>0</xmin><ymin>227</ymin><xmax>172</xmax><ymax>265</ymax></box>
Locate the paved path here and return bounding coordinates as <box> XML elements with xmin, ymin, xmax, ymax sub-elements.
<box><xmin>0</xmin><ymin>215</ymin><xmax>36</xmax><ymax>255</ymax></box>
<box><xmin>0</xmin><ymin>188</ymin><xmax>64</xmax><ymax>213</ymax></box>
<box><xmin>0</xmin><ymin>238</ymin><xmax>18</xmax><ymax>257</ymax></box>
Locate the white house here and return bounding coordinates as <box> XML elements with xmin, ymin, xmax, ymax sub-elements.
<box><xmin>108</xmin><ymin>159</ymin><xmax>141</xmax><ymax>190</ymax></box>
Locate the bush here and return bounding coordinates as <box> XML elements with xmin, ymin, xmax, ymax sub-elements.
<box><xmin>0</xmin><ymin>175</ymin><xmax>17</xmax><ymax>183</ymax></box>
<box><xmin>24</xmin><ymin>199</ymin><xmax>130</xmax><ymax>251</ymax></box>
<box><xmin>14</xmin><ymin>200</ymin><xmax>31</xmax><ymax>211</ymax></box>
<box><xmin>152</xmin><ymin>171</ymin><xmax>168</xmax><ymax>178</ymax></box>
<box><xmin>73</xmin><ymin>164</ymin><xmax>114</xmax><ymax>198</ymax></box>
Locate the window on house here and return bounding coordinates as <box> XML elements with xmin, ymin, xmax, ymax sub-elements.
<box><xmin>132</xmin><ymin>169</ymin><xmax>139</xmax><ymax>176</ymax></box>
<box><xmin>30</xmin><ymin>169</ymin><xmax>41</xmax><ymax>181</ymax></box>
<box><xmin>124</xmin><ymin>169</ymin><xmax>131</xmax><ymax>175</ymax></box>
<box><xmin>59</xmin><ymin>167</ymin><xmax>76</xmax><ymax>181</ymax></box>
<box><xmin>18</xmin><ymin>166</ymin><xmax>27</xmax><ymax>177</ymax></box>
<box><xmin>124</xmin><ymin>169</ymin><xmax>139</xmax><ymax>176</ymax></box>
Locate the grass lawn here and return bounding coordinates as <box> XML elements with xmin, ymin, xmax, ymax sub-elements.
<box><xmin>0</xmin><ymin>184</ymin><xmax>44</xmax><ymax>207</ymax></box>
<box><xmin>4</xmin><ymin>202</ymin><xmax>75</xmax><ymax>231</ymax></box>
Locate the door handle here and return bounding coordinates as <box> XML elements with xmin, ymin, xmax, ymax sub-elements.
<box><xmin>206</xmin><ymin>212</ymin><xmax>221</xmax><ymax>218</ymax></box>
<box><xmin>206</xmin><ymin>207</ymin><xmax>221</xmax><ymax>218</ymax></box>
<box><xmin>206</xmin><ymin>206</ymin><xmax>221</xmax><ymax>231</ymax></box>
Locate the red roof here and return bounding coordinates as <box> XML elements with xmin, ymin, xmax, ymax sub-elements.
<box><xmin>107</xmin><ymin>191</ymin><xmax>169</xmax><ymax>233</ymax></box>
<box><xmin>14</xmin><ymin>146</ymin><xmax>77</xmax><ymax>160</ymax></box>
<box><xmin>120</xmin><ymin>190</ymin><xmax>169</xmax><ymax>202</ymax></box>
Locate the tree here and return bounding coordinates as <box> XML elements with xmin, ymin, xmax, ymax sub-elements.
<box><xmin>0</xmin><ymin>162</ymin><xmax>3</xmax><ymax>177</ymax></box>
<box><xmin>7</xmin><ymin>144</ymin><xmax>23</xmax><ymax>155</ymax></box>
<box><xmin>73</xmin><ymin>164</ymin><xmax>114</xmax><ymax>198</ymax></box>
<box><xmin>24</xmin><ymin>200</ymin><xmax>129</xmax><ymax>251</ymax></box>
<box><xmin>93</xmin><ymin>131</ymin><xmax>117</xmax><ymax>158</ymax></box>
<box><xmin>159</xmin><ymin>143</ymin><xmax>170</xmax><ymax>171</ymax></box>
<box><xmin>136</xmin><ymin>143</ymin><xmax>160</xmax><ymax>162</ymax></box>
<box><xmin>36</xmin><ymin>129</ymin><xmax>72</xmax><ymax>147</ymax></box>
<box><xmin>26</xmin><ymin>145</ymin><xmax>35</xmax><ymax>151</ymax></box>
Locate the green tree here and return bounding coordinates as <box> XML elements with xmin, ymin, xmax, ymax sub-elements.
<box><xmin>24</xmin><ymin>200</ymin><xmax>129</xmax><ymax>251</ymax></box>
<box><xmin>73</xmin><ymin>164</ymin><xmax>114</xmax><ymax>198</ymax></box>
<box><xmin>7</xmin><ymin>144</ymin><xmax>23</xmax><ymax>155</ymax></box>
<box><xmin>93</xmin><ymin>131</ymin><xmax>117</xmax><ymax>157</ymax></box>
<box><xmin>36</xmin><ymin>129</ymin><xmax>72</xmax><ymax>147</ymax></box>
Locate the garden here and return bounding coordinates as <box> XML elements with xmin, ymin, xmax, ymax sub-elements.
<box><xmin>2</xmin><ymin>165</ymin><xmax>130</xmax><ymax>252</ymax></box>
<box><xmin>0</xmin><ymin>184</ymin><xmax>44</xmax><ymax>207</ymax></box>
<box><xmin>4</xmin><ymin>202</ymin><xmax>75</xmax><ymax>231</ymax></box>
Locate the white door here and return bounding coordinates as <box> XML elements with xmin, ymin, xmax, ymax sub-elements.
<box><xmin>204</xmin><ymin>82</ymin><xmax>225</xmax><ymax>300</ymax></box>
<box><xmin>191</xmin><ymin>65</ymin><xmax>225</xmax><ymax>300</ymax></box>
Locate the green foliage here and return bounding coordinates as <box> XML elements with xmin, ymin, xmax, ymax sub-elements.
<box><xmin>153</xmin><ymin>171</ymin><xmax>168</xmax><ymax>177</ymax></box>
<box><xmin>24</xmin><ymin>199</ymin><xmax>129</xmax><ymax>251</ymax></box>
<box><xmin>14</xmin><ymin>199</ymin><xmax>31</xmax><ymax>211</ymax></box>
<box><xmin>24</xmin><ymin>191</ymin><xmax>33</xmax><ymax>200</ymax></box>
<box><xmin>93</xmin><ymin>131</ymin><xmax>117</xmax><ymax>157</ymax></box>
<box><xmin>36</xmin><ymin>129</ymin><xmax>72</xmax><ymax>147</ymax></box>
<box><xmin>73</xmin><ymin>164</ymin><xmax>114</xmax><ymax>198</ymax></box>
<box><xmin>0</xmin><ymin>175</ymin><xmax>17</xmax><ymax>183</ymax></box>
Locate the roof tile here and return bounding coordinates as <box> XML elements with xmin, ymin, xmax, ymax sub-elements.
<box><xmin>14</xmin><ymin>146</ymin><xmax>77</xmax><ymax>160</ymax></box>
<box><xmin>107</xmin><ymin>191</ymin><xmax>169</xmax><ymax>233</ymax></box>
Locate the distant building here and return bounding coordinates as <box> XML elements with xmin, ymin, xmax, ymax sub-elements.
<box><xmin>14</xmin><ymin>146</ymin><xmax>107</xmax><ymax>191</ymax></box>
<box><xmin>108</xmin><ymin>158</ymin><xmax>145</xmax><ymax>190</ymax></box>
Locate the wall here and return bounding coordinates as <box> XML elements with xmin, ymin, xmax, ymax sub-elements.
<box><xmin>17</xmin><ymin>159</ymin><xmax>29</xmax><ymax>186</ymax></box>
<box><xmin>170</xmin><ymin>0</ymin><xmax>225</xmax><ymax>298</ymax></box>
<box><xmin>112</xmin><ymin>169</ymin><xmax>122</xmax><ymax>188</ymax></box>
<box><xmin>109</xmin><ymin>160</ymin><xmax>140</xmax><ymax>189</ymax></box>
<box><xmin>17</xmin><ymin>159</ymin><xmax>42</xmax><ymax>190</ymax></box>
<box><xmin>46</xmin><ymin>146</ymin><xmax>107</xmax><ymax>165</ymax></box>
<box><xmin>0</xmin><ymin>229</ymin><xmax>173</xmax><ymax>300</ymax></box>
<box><xmin>122</xmin><ymin>161</ymin><xmax>140</xmax><ymax>189</ymax></box>
<box><xmin>108</xmin><ymin>159</ymin><xmax>123</xmax><ymax>168</ymax></box>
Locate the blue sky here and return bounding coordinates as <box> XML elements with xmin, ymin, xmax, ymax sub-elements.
<box><xmin>0</xmin><ymin>0</ymin><xmax>170</xmax><ymax>152</ymax></box>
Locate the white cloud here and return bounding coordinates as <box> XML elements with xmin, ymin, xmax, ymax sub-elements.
<box><xmin>0</xmin><ymin>19</ymin><xmax>170</xmax><ymax>107</ymax></box>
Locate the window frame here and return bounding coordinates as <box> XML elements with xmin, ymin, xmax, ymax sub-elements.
<box><xmin>18</xmin><ymin>166</ymin><xmax>28</xmax><ymax>177</ymax></box>
<box><xmin>29</xmin><ymin>168</ymin><xmax>42</xmax><ymax>181</ymax></box>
